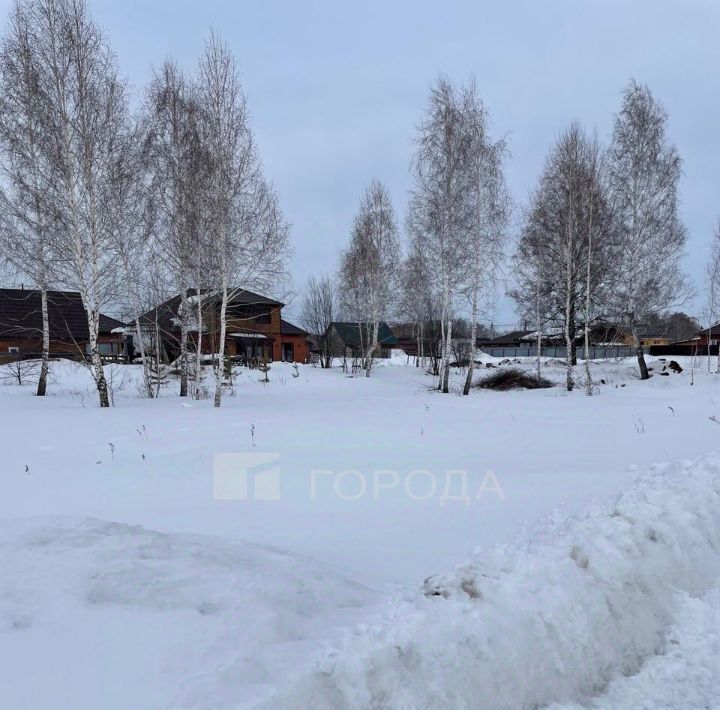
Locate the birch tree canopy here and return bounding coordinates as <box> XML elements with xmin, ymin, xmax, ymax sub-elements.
<box><xmin>339</xmin><ymin>179</ymin><xmax>400</xmax><ymax>376</ymax></box>
<box><xmin>607</xmin><ymin>80</ymin><xmax>687</xmax><ymax>379</ymax></box>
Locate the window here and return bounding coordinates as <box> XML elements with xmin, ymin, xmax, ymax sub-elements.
<box><xmin>8</xmin><ymin>346</ymin><xmax>19</xmax><ymax>354</ymax></box>
<box><xmin>228</xmin><ymin>304</ymin><xmax>272</xmax><ymax>323</ymax></box>
<box><xmin>97</xmin><ymin>342</ymin><xmax>120</xmax><ymax>356</ymax></box>
<box><xmin>228</xmin><ymin>304</ymin><xmax>252</xmax><ymax>320</ymax></box>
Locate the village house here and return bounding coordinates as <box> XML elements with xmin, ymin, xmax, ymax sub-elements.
<box><xmin>482</xmin><ymin>322</ymin><xmax>671</xmax><ymax>351</ymax></box>
<box><xmin>325</xmin><ymin>321</ymin><xmax>398</xmax><ymax>359</ymax></box>
<box><xmin>688</xmin><ymin>324</ymin><xmax>720</xmax><ymax>349</ymax></box>
<box><xmin>389</xmin><ymin>322</ymin><xmax>443</xmax><ymax>359</ymax></box>
<box><xmin>389</xmin><ymin>323</ymin><xmax>417</xmax><ymax>355</ymax></box>
<box><xmin>138</xmin><ymin>288</ymin><xmax>308</xmax><ymax>364</ymax></box>
<box><xmin>585</xmin><ymin>323</ymin><xmax>671</xmax><ymax>347</ymax></box>
<box><xmin>0</xmin><ymin>288</ymin><xmax>125</xmax><ymax>363</ymax></box>
<box><xmin>482</xmin><ymin>329</ymin><xmax>535</xmax><ymax>348</ymax></box>
<box><xmin>669</xmin><ymin>324</ymin><xmax>720</xmax><ymax>353</ymax></box>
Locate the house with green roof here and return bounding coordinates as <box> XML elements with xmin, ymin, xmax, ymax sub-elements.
<box><xmin>325</xmin><ymin>321</ymin><xmax>398</xmax><ymax>360</ymax></box>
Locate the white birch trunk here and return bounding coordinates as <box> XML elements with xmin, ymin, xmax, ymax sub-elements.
<box><xmin>194</xmin><ymin>292</ymin><xmax>204</xmax><ymax>398</ymax></box>
<box><xmin>214</xmin><ymin>281</ymin><xmax>228</xmax><ymax>407</ymax></box>
<box><xmin>438</xmin><ymin>283</ymin><xmax>451</xmax><ymax>392</ymax></box>
<box><xmin>564</xmin><ymin>260</ymin><xmax>574</xmax><ymax>393</ymax></box>
<box><xmin>535</xmin><ymin>279</ymin><xmax>542</xmax><ymax>383</ymax></box>
<box><xmin>133</xmin><ymin>314</ymin><xmax>153</xmax><ymax>398</ymax></box>
<box><xmin>564</xmin><ymin>192</ymin><xmax>574</xmax><ymax>392</ymax></box>
<box><xmin>463</xmin><ymin>296</ymin><xmax>479</xmax><ymax>396</ymax></box>
<box><xmin>437</xmin><ymin>299</ymin><xmax>446</xmax><ymax>391</ymax></box>
<box><xmin>153</xmin><ymin>313</ymin><xmax>162</xmax><ymax>397</ymax></box>
<box><xmin>584</xmin><ymin>197</ymin><xmax>594</xmax><ymax>396</ymax></box>
<box><xmin>442</xmin><ymin>313</ymin><xmax>453</xmax><ymax>393</ymax></box>
<box><xmin>179</xmin><ymin>289</ymin><xmax>189</xmax><ymax>397</ymax></box>
<box><xmin>416</xmin><ymin>322</ymin><xmax>423</xmax><ymax>368</ymax></box>
<box><xmin>632</xmin><ymin>323</ymin><xmax>649</xmax><ymax>380</ymax></box>
<box><xmin>365</xmin><ymin>321</ymin><xmax>378</xmax><ymax>377</ymax></box>
<box><xmin>36</xmin><ymin>287</ymin><xmax>50</xmax><ymax>397</ymax></box>
<box><xmin>86</xmin><ymin>306</ymin><xmax>110</xmax><ymax>407</ymax></box>
<box><xmin>707</xmin><ymin>321</ymin><xmax>712</xmax><ymax>374</ymax></box>
<box><xmin>583</xmin><ymin>319</ymin><xmax>592</xmax><ymax>395</ymax></box>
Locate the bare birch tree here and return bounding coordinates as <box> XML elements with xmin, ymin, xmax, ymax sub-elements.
<box><xmin>144</xmin><ymin>60</ymin><xmax>209</xmax><ymax>397</ymax></box>
<box><xmin>512</xmin><ymin>123</ymin><xmax>613</xmax><ymax>392</ymax></box>
<box><xmin>0</xmin><ymin>1</ymin><xmax>56</xmax><ymax>396</ymax></box>
<box><xmin>21</xmin><ymin>0</ymin><xmax>131</xmax><ymax>408</ymax></box>
<box><xmin>511</xmin><ymin>204</ymin><xmax>548</xmax><ymax>384</ymax></box>
<box><xmin>398</xmin><ymin>245</ymin><xmax>440</xmax><ymax>371</ymax></box>
<box><xmin>408</xmin><ymin>77</ymin><xmax>471</xmax><ymax>393</ymax></box>
<box><xmin>460</xmin><ymin>83</ymin><xmax>510</xmax><ymax>396</ymax></box>
<box><xmin>301</xmin><ymin>274</ymin><xmax>335</xmax><ymax>368</ymax></box>
<box><xmin>339</xmin><ymin>179</ymin><xmax>399</xmax><ymax>377</ymax></box>
<box><xmin>108</xmin><ymin>123</ymin><xmax>155</xmax><ymax>397</ymax></box>
<box><xmin>581</xmin><ymin>136</ymin><xmax>605</xmax><ymax>396</ymax></box>
<box><xmin>197</xmin><ymin>32</ymin><xmax>289</xmax><ymax>406</ymax></box>
<box><xmin>606</xmin><ymin>80</ymin><xmax>687</xmax><ymax>380</ymax></box>
<box><xmin>706</xmin><ymin>219</ymin><xmax>720</xmax><ymax>373</ymax></box>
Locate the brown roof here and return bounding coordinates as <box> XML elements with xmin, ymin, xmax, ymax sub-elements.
<box><xmin>328</xmin><ymin>322</ymin><xmax>398</xmax><ymax>348</ymax></box>
<box><xmin>0</xmin><ymin>288</ymin><xmax>88</xmax><ymax>341</ymax></box>
<box><xmin>697</xmin><ymin>324</ymin><xmax>720</xmax><ymax>337</ymax></box>
<box><xmin>99</xmin><ymin>313</ymin><xmax>127</xmax><ymax>334</ymax></box>
<box><xmin>0</xmin><ymin>288</ymin><xmax>125</xmax><ymax>341</ymax></box>
<box><xmin>141</xmin><ymin>288</ymin><xmax>283</xmax><ymax>332</ymax></box>
<box><xmin>280</xmin><ymin>319</ymin><xmax>307</xmax><ymax>336</ymax></box>
<box><xmin>483</xmin><ymin>330</ymin><xmax>533</xmax><ymax>347</ymax></box>
<box><xmin>390</xmin><ymin>323</ymin><xmax>416</xmax><ymax>340</ymax></box>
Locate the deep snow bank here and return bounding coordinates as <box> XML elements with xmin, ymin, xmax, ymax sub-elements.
<box><xmin>0</xmin><ymin>517</ymin><xmax>374</xmax><ymax>710</ymax></box>
<box><xmin>268</xmin><ymin>455</ymin><xmax>720</xmax><ymax>710</ymax></box>
<box><xmin>549</xmin><ymin>586</ymin><xmax>720</xmax><ymax>709</ymax></box>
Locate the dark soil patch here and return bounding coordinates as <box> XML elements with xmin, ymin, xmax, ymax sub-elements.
<box><xmin>476</xmin><ymin>367</ymin><xmax>554</xmax><ymax>391</ymax></box>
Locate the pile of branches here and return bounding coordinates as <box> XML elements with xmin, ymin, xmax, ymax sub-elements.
<box><xmin>475</xmin><ymin>367</ymin><xmax>553</xmax><ymax>391</ymax></box>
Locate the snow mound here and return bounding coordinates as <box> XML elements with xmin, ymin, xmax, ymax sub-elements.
<box><xmin>0</xmin><ymin>517</ymin><xmax>373</xmax><ymax>710</ymax></box>
<box><xmin>549</xmin><ymin>587</ymin><xmax>720</xmax><ymax>709</ymax></box>
<box><xmin>267</xmin><ymin>455</ymin><xmax>720</xmax><ymax>709</ymax></box>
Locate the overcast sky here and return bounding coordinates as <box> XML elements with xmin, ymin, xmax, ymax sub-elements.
<box><xmin>4</xmin><ymin>0</ymin><xmax>717</xmax><ymax>326</ymax></box>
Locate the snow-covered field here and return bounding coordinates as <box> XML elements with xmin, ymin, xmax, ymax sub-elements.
<box><xmin>2</xmin><ymin>354</ymin><xmax>720</xmax><ymax>708</ymax></box>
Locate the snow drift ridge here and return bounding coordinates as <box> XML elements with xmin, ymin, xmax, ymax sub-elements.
<box><xmin>268</xmin><ymin>455</ymin><xmax>720</xmax><ymax>710</ymax></box>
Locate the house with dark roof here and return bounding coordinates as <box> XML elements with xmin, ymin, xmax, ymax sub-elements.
<box><xmin>139</xmin><ymin>288</ymin><xmax>308</xmax><ymax>364</ymax></box>
<box><xmin>279</xmin><ymin>318</ymin><xmax>309</xmax><ymax>363</ymax></box>
<box><xmin>673</xmin><ymin>324</ymin><xmax>720</xmax><ymax>351</ymax></box>
<box><xmin>479</xmin><ymin>322</ymin><xmax>668</xmax><ymax>354</ymax></box>
<box><xmin>390</xmin><ymin>322</ymin><xmax>441</xmax><ymax>359</ymax></box>
<box><xmin>325</xmin><ymin>321</ymin><xmax>398</xmax><ymax>359</ymax></box>
<box><xmin>481</xmin><ymin>330</ymin><xmax>534</xmax><ymax>348</ymax></box>
<box><xmin>0</xmin><ymin>288</ymin><xmax>126</xmax><ymax>362</ymax></box>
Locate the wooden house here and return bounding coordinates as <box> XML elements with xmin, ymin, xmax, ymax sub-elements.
<box><xmin>0</xmin><ymin>288</ymin><xmax>125</xmax><ymax>363</ymax></box>
<box><xmin>139</xmin><ymin>288</ymin><xmax>308</xmax><ymax>364</ymax></box>
<box><xmin>325</xmin><ymin>321</ymin><xmax>398</xmax><ymax>359</ymax></box>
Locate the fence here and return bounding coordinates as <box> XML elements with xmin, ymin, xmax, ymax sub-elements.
<box><xmin>649</xmin><ymin>344</ymin><xmax>719</xmax><ymax>357</ymax></box>
<box><xmin>479</xmin><ymin>345</ymin><xmax>634</xmax><ymax>360</ymax></box>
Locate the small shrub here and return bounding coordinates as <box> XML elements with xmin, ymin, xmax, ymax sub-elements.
<box><xmin>475</xmin><ymin>367</ymin><xmax>553</xmax><ymax>391</ymax></box>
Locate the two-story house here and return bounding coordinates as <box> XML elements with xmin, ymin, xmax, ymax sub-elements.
<box><xmin>139</xmin><ymin>288</ymin><xmax>308</xmax><ymax>364</ymax></box>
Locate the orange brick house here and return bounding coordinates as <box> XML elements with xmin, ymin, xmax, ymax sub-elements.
<box><xmin>140</xmin><ymin>288</ymin><xmax>308</xmax><ymax>364</ymax></box>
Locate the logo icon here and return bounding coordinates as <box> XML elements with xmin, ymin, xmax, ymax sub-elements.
<box><xmin>213</xmin><ymin>453</ymin><xmax>281</xmax><ymax>500</ymax></box>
